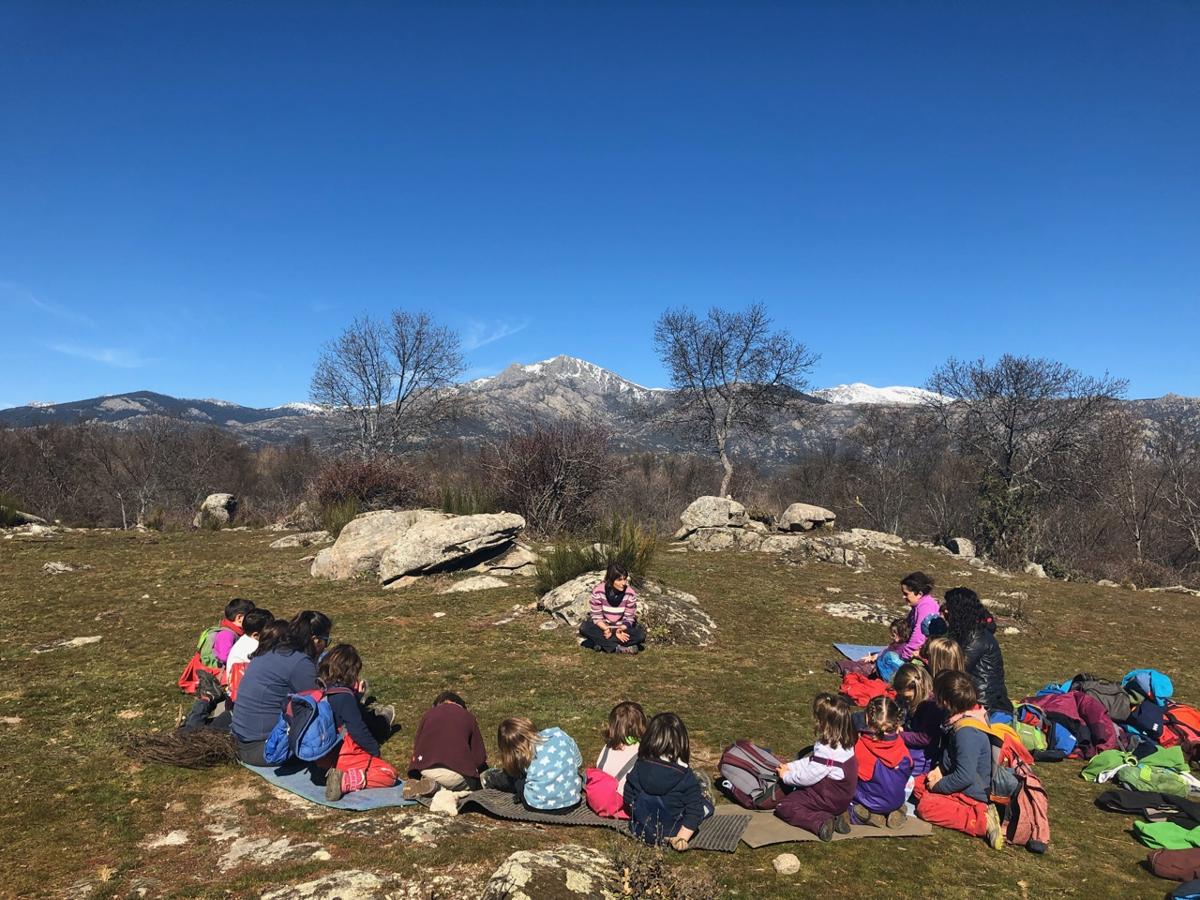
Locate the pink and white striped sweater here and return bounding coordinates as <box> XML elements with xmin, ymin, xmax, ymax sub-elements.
<box><xmin>589</xmin><ymin>582</ymin><xmax>638</xmax><ymax>627</ymax></box>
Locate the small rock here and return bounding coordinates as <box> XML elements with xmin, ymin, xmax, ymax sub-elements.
<box><xmin>0</xmin><ymin>717</ymin><xmax>22</xmax><ymax>726</ymax></box>
<box><xmin>772</xmin><ymin>852</ymin><xmax>801</xmax><ymax>875</ymax></box>
<box><xmin>117</xmin><ymin>709</ymin><xmax>142</xmax><ymax>720</ymax></box>
<box><xmin>43</xmin><ymin>561</ymin><xmax>79</xmax><ymax>574</ymax></box>
<box><xmin>1024</xmin><ymin>562</ymin><xmax>1047</xmax><ymax>579</ymax></box>
<box><xmin>1096</xmin><ymin>579</ymin><xmax>1119</xmax><ymax>588</ymax></box>
<box><xmin>142</xmin><ymin>830</ymin><xmax>189</xmax><ymax>850</ymax></box>
<box><xmin>310</xmin><ymin>849</ymin><xmax>332</xmax><ymax>861</ymax></box>
<box><xmin>1003</xmin><ymin>626</ymin><xmax>1020</xmax><ymax>635</ymax></box>
<box><xmin>432</xmin><ymin>612</ymin><xmax>446</xmax><ymax>618</ymax></box>
<box><xmin>539</xmin><ymin>620</ymin><xmax>559</xmax><ymax>630</ymax></box>
<box><xmin>438</xmin><ymin>575</ymin><xmax>509</xmax><ymax>594</ymax></box>
<box><xmin>269</xmin><ymin>530</ymin><xmax>331</xmax><ymax>550</ymax></box>
<box><xmin>824</xmin><ymin>587</ymin><xmax>842</xmax><ymax>594</ymax></box>
<box><xmin>946</xmin><ymin>537</ymin><xmax>977</xmax><ymax>558</ymax></box>
<box><xmin>32</xmin><ymin>635</ymin><xmax>102</xmax><ymax>654</ymax></box>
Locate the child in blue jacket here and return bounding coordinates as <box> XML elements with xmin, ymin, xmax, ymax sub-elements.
<box><xmin>623</xmin><ymin>712</ymin><xmax>714</xmax><ymax>850</ymax></box>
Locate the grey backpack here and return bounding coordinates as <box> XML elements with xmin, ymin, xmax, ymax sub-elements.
<box><xmin>718</xmin><ymin>740</ymin><xmax>787</xmax><ymax>810</ymax></box>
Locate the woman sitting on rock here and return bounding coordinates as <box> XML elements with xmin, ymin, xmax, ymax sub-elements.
<box><xmin>579</xmin><ymin>563</ymin><xmax>646</xmax><ymax>654</ymax></box>
<box><xmin>942</xmin><ymin>587</ymin><xmax>1013</xmax><ymax>718</ymax></box>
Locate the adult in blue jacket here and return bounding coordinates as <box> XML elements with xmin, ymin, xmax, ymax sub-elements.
<box><xmin>231</xmin><ymin>610</ymin><xmax>331</xmax><ymax>765</ymax></box>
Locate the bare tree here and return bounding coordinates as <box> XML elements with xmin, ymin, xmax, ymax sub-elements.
<box><xmin>926</xmin><ymin>354</ymin><xmax>1126</xmax><ymax>559</ymax></box>
<box><xmin>310</xmin><ymin>311</ymin><xmax>464</xmax><ymax>459</ymax></box>
<box><xmin>1155</xmin><ymin>411</ymin><xmax>1200</xmax><ymax>568</ymax></box>
<box><xmin>654</xmin><ymin>303</ymin><xmax>817</xmax><ymax>497</ymax></box>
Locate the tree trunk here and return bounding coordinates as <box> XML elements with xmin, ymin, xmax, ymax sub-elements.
<box><xmin>717</xmin><ymin>437</ymin><xmax>734</xmax><ymax>498</ymax></box>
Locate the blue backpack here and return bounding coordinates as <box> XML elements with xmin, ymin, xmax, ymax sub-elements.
<box><xmin>1122</xmin><ymin>669</ymin><xmax>1174</xmax><ymax>705</ymax></box>
<box><xmin>263</xmin><ymin>686</ymin><xmax>353</xmax><ymax>765</ymax></box>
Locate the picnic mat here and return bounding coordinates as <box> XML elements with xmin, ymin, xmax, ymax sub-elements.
<box><xmin>834</xmin><ymin>643</ymin><xmax>886</xmax><ymax>660</ymax></box>
<box><xmin>730</xmin><ymin>806</ymin><xmax>933</xmax><ymax>848</ymax></box>
<box><xmin>420</xmin><ymin>788</ymin><xmax>750</xmax><ymax>853</ymax></box>
<box><xmin>241</xmin><ymin>762</ymin><xmax>417</xmax><ymax>810</ymax></box>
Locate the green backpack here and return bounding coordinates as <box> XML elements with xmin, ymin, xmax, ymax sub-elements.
<box><xmin>196</xmin><ymin>624</ymin><xmax>230</xmax><ymax>669</ymax></box>
<box><xmin>1013</xmin><ymin>720</ymin><xmax>1047</xmax><ymax>752</ymax></box>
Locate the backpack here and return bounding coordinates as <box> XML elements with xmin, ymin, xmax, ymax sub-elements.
<box><xmin>1013</xmin><ymin>704</ymin><xmax>1049</xmax><ymax>752</ymax></box>
<box><xmin>196</xmin><ymin>624</ymin><xmax>232</xmax><ymax>669</ymax></box>
<box><xmin>1122</xmin><ymin>669</ymin><xmax>1174</xmax><ymax>705</ymax></box>
<box><xmin>718</xmin><ymin>740</ymin><xmax>787</xmax><ymax>810</ymax></box>
<box><xmin>1162</xmin><ymin>702</ymin><xmax>1200</xmax><ymax>749</ymax></box>
<box><xmin>263</xmin><ymin>687</ymin><xmax>354</xmax><ymax>765</ymax></box>
<box><xmin>584</xmin><ymin>747</ymin><xmax>639</xmax><ymax>820</ymax></box>
<box><xmin>1004</xmin><ymin>757</ymin><xmax>1050</xmax><ymax>852</ymax></box>
<box><xmin>954</xmin><ymin>719</ymin><xmax>1032</xmax><ymax>804</ymax></box>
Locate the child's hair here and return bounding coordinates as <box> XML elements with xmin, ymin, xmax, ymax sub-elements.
<box><xmin>900</xmin><ymin>572</ymin><xmax>934</xmax><ymax>596</ymax></box>
<box><xmin>933</xmin><ymin>669</ymin><xmax>979</xmax><ymax>715</ymax></box>
<box><xmin>497</xmin><ymin>717</ymin><xmax>542</xmax><ymax>776</ymax></box>
<box><xmin>603</xmin><ymin>701</ymin><xmax>648</xmax><ymax>750</ymax></box>
<box><xmin>924</xmin><ymin>635</ymin><xmax>965</xmax><ymax>677</ymax></box>
<box><xmin>889</xmin><ymin>616</ymin><xmax>912</xmax><ymax>642</ymax></box>
<box><xmin>639</xmin><ymin>711</ymin><xmax>690</xmax><ymax>764</ymax></box>
<box><xmin>862</xmin><ymin>696</ymin><xmax>903</xmax><ymax>735</ymax></box>
<box><xmin>812</xmin><ymin>692</ymin><xmax>857</xmax><ymax>750</ymax></box>
<box><xmin>241</xmin><ymin>608</ymin><xmax>274</xmax><ymax>638</ymax></box>
<box><xmin>283</xmin><ymin>610</ymin><xmax>333</xmax><ymax>658</ymax></box>
<box><xmin>434</xmin><ymin>690</ymin><xmax>467</xmax><ymax>708</ymax></box>
<box><xmin>251</xmin><ymin>619</ymin><xmax>289</xmax><ymax>657</ymax></box>
<box><xmin>892</xmin><ymin>663</ymin><xmax>933</xmax><ymax>706</ymax></box>
<box><xmin>605</xmin><ymin>562</ymin><xmax>630</xmax><ymax>589</ymax></box>
<box><xmin>317</xmin><ymin>643</ymin><xmax>362</xmax><ymax>688</ymax></box>
<box><xmin>225</xmin><ymin>598</ymin><xmax>255</xmax><ymax>620</ymax></box>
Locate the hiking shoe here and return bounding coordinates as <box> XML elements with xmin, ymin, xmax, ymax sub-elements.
<box><xmin>823</xmin><ymin>659</ymin><xmax>843</xmax><ymax>674</ymax></box>
<box><xmin>851</xmin><ymin>802</ymin><xmax>886</xmax><ymax>828</ymax></box>
<box><xmin>373</xmin><ymin>704</ymin><xmax>396</xmax><ymax>726</ymax></box>
<box><xmin>885</xmin><ymin>808</ymin><xmax>908</xmax><ymax>829</ymax></box>
<box><xmin>325</xmin><ymin>768</ymin><xmax>344</xmax><ymax>802</ymax></box>
<box><xmin>616</xmin><ymin>644</ymin><xmax>638</xmax><ymax>654</ymax></box>
<box><xmin>984</xmin><ymin>804</ymin><xmax>1005</xmax><ymax>851</ymax></box>
<box><xmin>402</xmin><ymin>777</ymin><xmax>438</xmax><ymax>800</ymax></box>
<box><xmin>817</xmin><ymin>819</ymin><xmax>834</xmax><ymax>842</ymax></box>
<box><xmin>695</xmin><ymin>771</ymin><xmax>715</xmax><ymax>807</ymax></box>
<box><xmin>196</xmin><ymin>670</ymin><xmax>224</xmax><ymax>703</ymax></box>
<box><xmin>834</xmin><ymin>812</ymin><xmax>852</xmax><ymax>834</ymax></box>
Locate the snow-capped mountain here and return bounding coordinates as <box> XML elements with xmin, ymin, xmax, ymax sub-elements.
<box><xmin>813</xmin><ymin>383</ymin><xmax>944</xmax><ymax>406</ymax></box>
<box><xmin>469</xmin><ymin>355</ymin><xmax>658</xmax><ymax>400</ymax></box>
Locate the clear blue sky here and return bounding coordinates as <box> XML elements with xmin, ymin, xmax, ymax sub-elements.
<box><xmin>2</xmin><ymin>2</ymin><xmax>1197</xmax><ymax>409</ymax></box>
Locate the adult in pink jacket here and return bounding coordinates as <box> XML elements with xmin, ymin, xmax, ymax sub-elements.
<box><xmin>579</xmin><ymin>563</ymin><xmax>646</xmax><ymax>654</ymax></box>
<box><xmin>898</xmin><ymin>572</ymin><xmax>940</xmax><ymax>661</ymax></box>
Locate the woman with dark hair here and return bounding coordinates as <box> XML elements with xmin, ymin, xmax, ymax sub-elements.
<box><xmin>896</xmin><ymin>572</ymin><xmax>940</xmax><ymax>662</ymax></box>
<box><xmin>231</xmin><ymin>610</ymin><xmax>332</xmax><ymax>765</ymax></box>
<box><xmin>579</xmin><ymin>563</ymin><xmax>646</xmax><ymax>654</ymax></box>
<box><xmin>942</xmin><ymin>587</ymin><xmax>1013</xmax><ymax>716</ymax></box>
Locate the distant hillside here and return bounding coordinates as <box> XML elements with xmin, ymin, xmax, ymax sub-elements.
<box><xmin>3</xmin><ymin>356</ymin><xmax>1195</xmax><ymax>464</ymax></box>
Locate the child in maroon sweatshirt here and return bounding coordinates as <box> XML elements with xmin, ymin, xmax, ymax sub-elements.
<box><xmin>404</xmin><ymin>691</ymin><xmax>488</xmax><ymax>798</ymax></box>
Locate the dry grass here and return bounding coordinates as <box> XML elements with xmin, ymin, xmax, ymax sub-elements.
<box><xmin>0</xmin><ymin>529</ymin><xmax>1196</xmax><ymax>897</ymax></box>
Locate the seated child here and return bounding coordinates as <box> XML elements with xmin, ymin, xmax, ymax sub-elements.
<box><xmin>404</xmin><ymin>691</ymin><xmax>488</xmax><ymax>798</ymax></box>
<box><xmin>623</xmin><ymin>712</ymin><xmax>714</xmax><ymax>850</ymax></box>
<box><xmin>922</xmin><ymin>635</ymin><xmax>965</xmax><ymax>679</ymax></box>
<box><xmin>850</xmin><ymin>696</ymin><xmax>913</xmax><ymax>828</ymax></box>
<box><xmin>774</xmin><ymin>693</ymin><xmax>859</xmax><ymax>841</ymax></box>
<box><xmin>828</xmin><ymin>617</ymin><xmax>910</xmax><ymax>681</ymax></box>
<box><xmin>894</xmin><ymin>663</ymin><xmax>944</xmax><ymax>776</ymax></box>
<box><xmin>494</xmin><ymin>717</ymin><xmax>583</xmax><ymax>812</ymax></box>
<box><xmin>225</xmin><ymin>607</ymin><xmax>273</xmax><ymax>702</ymax></box>
<box><xmin>911</xmin><ymin>670</ymin><xmax>1004</xmax><ymax>850</ymax></box>
<box><xmin>597</xmin><ymin>701</ymin><xmax>647</xmax><ymax>794</ymax></box>
<box><xmin>319</xmin><ymin>644</ymin><xmax>400</xmax><ymax>801</ymax></box>
<box><xmin>182</xmin><ymin>598</ymin><xmax>257</xmax><ymax>729</ymax></box>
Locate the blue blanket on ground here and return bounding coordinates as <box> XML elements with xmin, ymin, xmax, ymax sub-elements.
<box><xmin>834</xmin><ymin>643</ymin><xmax>886</xmax><ymax>660</ymax></box>
<box><xmin>240</xmin><ymin>761</ymin><xmax>417</xmax><ymax>810</ymax></box>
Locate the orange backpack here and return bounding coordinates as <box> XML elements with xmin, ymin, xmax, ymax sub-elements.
<box><xmin>1161</xmin><ymin>702</ymin><xmax>1200</xmax><ymax>748</ymax></box>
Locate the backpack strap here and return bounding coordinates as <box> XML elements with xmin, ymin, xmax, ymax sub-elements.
<box><xmin>598</xmin><ymin>746</ymin><xmax>610</xmax><ymax>770</ymax></box>
<box><xmin>616</xmin><ymin>755</ymin><xmax>638</xmax><ymax>782</ymax></box>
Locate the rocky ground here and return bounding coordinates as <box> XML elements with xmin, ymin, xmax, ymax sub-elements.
<box><xmin>1</xmin><ymin>525</ymin><xmax>1197</xmax><ymax>898</ymax></box>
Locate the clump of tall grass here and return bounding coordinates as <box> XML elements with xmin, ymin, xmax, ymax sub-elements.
<box><xmin>534</xmin><ymin>517</ymin><xmax>658</xmax><ymax>595</ymax></box>
<box><xmin>440</xmin><ymin>486</ymin><xmax>498</xmax><ymax>516</ymax></box>
<box><xmin>320</xmin><ymin>497</ymin><xmax>361</xmax><ymax>538</ymax></box>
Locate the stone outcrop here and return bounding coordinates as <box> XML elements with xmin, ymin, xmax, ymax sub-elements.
<box><xmin>473</xmin><ymin>543</ymin><xmax>540</xmax><ymax>577</ymax></box>
<box><xmin>947</xmin><ymin>537</ymin><xmax>976</xmax><ymax>558</ymax></box>
<box><xmin>0</xmin><ymin>506</ymin><xmax>46</xmax><ymax>526</ymax></box>
<box><xmin>310</xmin><ymin>510</ymin><xmax>449</xmax><ymax>580</ymax></box>
<box><xmin>439</xmin><ymin>575</ymin><xmax>509</xmax><ymax>593</ymax></box>
<box><xmin>677</xmin><ymin>496</ymin><xmax>747</xmax><ymax>534</ymax></box>
<box><xmin>378</xmin><ymin>513</ymin><xmax>525</xmax><ymax>584</ymax></box>
<box><xmin>778</xmin><ymin>502</ymin><xmax>837</xmax><ymax>531</ymax></box>
<box><xmin>481</xmin><ymin>845</ymin><xmax>619</xmax><ymax>900</ymax></box>
<box><xmin>538</xmin><ymin>571</ymin><xmax>717</xmax><ymax>646</ymax></box>
<box><xmin>270</xmin><ymin>530</ymin><xmax>331</xmax><ymax>550</ymax></box>
<box><xmin>193</xmin><ymin>493</ymin><xmax>237</xmax><ymax>529</ymax></box>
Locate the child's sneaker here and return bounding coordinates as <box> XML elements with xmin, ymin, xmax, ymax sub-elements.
<box><xmin>885</xmin><ymin>808</ymin><xmax>908</xmax><ymax>829</ymax></box>
<box><xmin>373</xmin><ymin>704</ymin><xmax>396</xmax><ymax>727</ymax></box>
<box><xmin>325</xmin><ymin>768</ymin><xmax>344</xmax><ymax>802</ymax></box>
<box><xmin>196</xmin><ymin>670</ymin><xmax>224</xmax><ymax>703</ymax></box>
<box><xmin>402</xmin><ymin>777</ymin><xmax>438</xmax><ymax>800</ymax></box>
<box><xmin>850</xmin><ymin>802</ymin><xmax>886</xmax><ymax>828</ymax></box>
<box><xmin>984</xmin><ymin>804</ymin><xmax>1005</xmax><ymax>851</ymax></box>
<box><xmin>833</xmin><ymin>812</ymin><xmax>852</xmax><ymax>834</ymax></box>
<box><xmin>817</xmin><ymin>819</ymin><xmax>835</xmax><ymax>842</ymax></box>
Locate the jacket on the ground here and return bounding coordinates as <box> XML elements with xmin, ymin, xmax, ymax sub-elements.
<box><xmin>959</xmin><ymin>622</ymin><xmax>1013</xmax><ymax>713</ymax></box>
<box><xmin>1032</xmin><ymin>691</ymin><xmax>1119</xmax><ymax>757</ymax></box>
<box><xmin>624</xmin><ymin>756</ymin><xmax>711</xmax><ymax>842</ymax></box>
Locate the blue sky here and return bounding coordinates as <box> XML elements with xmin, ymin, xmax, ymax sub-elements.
<box><xmin>2</xmin><ymin>2</ymin><xmax>1197</xmax><ymax>409</ymax></box>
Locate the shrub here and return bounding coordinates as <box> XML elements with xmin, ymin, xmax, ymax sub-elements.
<box><xmin>534</xmin><ymin>542</ymin><xmax>605</xmax><ymax>595</ymax></box>
<box><xmin>321</xmin><ymin>497</ymin><xmax>361</xmax><ymax>538</ymax></box>
<box><xmin>0</xmin><ymin>493</ymin><xmax>24</xmax><ymax>527</ymax></box>
<box><xmin>440</xmin><ymin>486</ymin><xmax>497</xmax><ymax>516</ymax></box>
<box><xmin>533</xmin><ymin>517</ymin><xmax>657</xmax><ymax>595</ymax></box>
<box><xmin>609</xmin><ymin>839</ymin><xmax>719</xmax><ymax>899</ymax></box>
<box><xmin>143</xmin><ymin>507</ymin><xmax>166</xmax><ymax>532</ymax></box>
<box><xmin>311</xmin><ymin>457</ymin><xmax>422</xmax><ymax>513</ymax></box>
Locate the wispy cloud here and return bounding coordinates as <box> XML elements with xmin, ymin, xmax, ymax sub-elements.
<box><xmin>1</xmin><ymin>281</ymin><xmax>96</xmax><ymax>327</ymax></box>
<box><xmin>462</xmin><ymin>318</ymin><xmax>529</xmax><ymax>352</ymax></box>
<box><xmin>47</xmin><ymin>342</ymin><xmax>152</xmax><ymax>369</ymax></box>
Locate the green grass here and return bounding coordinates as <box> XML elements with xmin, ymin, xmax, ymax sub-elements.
<box><xmin>0</xmin><ymin>529</ymin><xmax>1196</xmax><ymax>897</ymax></box>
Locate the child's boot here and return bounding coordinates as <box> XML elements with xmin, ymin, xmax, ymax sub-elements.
<box><xmin>834</xmin><ymin>812</ymin><xmax>852</xmax><ymax>834</ymax></box>
<box><xmin>402</xmin><ymin>777</ymin><xmax>439</xmax><ymax>800</ymax></box>
<box><xmin>817</xmin><ymin>819</ymin><xmax>835</xmax><ymax>842</ymax></box>
<box><xmin>325</xmin><ymin>768</ymin><xmax>344</xmax><ymax>801</ymax></box>
<box><xmin>851</xmin><ymin>802</ymin><xmax>886</xmax><ymax>828</ymax></box>
<box><xmin>885</xmin><ymin>808</ymin><xmax>908</xmax><ymax>829</ymax></box>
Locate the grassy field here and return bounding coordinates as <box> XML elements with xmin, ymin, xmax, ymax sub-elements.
<box><xmin>1</xmin><ymin>527</ymin><xmax>1196</xmax><ymax>898</ymax></box>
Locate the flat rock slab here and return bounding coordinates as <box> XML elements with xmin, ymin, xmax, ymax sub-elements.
<box><xmin>482</xmin><ymin>845</ymin><xmax>619</xmax><ymax>900</ymax></box>
<box><xmin>269</xmin><ymin>530</ymin><xmax>330</xmax><ymax>549</ymax></box>
<box><xmin>311</xmin><ymin>510</ymin><xmax>449</xmax><ymax>580</ymax></box>
<box><xmin>379</xmin><ymin>513</ymin><xmax>524</xmax><ymax>583</ymax></box>
<box><xmin>439</xmin><ymin>575</ymin><xmax>509</xmax><ymax>593</ymax></box>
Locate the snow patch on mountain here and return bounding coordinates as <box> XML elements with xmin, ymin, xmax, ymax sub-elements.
<box><xmin>99</xmin><ymin>397</ymin><xmax>150</xmax><ymax>413</ymax></box>
<box><xmin>271</xmin><ymin>402</ymin><xmax>326</xmax><ymax>414</ymax></box>
<box><xmin>813</xmin><ymin>383</ymin><xmax>944</xmax><ymax>406</ymax></box>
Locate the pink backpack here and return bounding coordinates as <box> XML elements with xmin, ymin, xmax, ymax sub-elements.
<box><xmin>584</xmin><ymin>746</ymin><xmax>639</xmax><ymax>819</ymax></box>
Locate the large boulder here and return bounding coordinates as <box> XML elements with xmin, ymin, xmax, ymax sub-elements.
<box><xmin>678</xmin><ymin>496</ymin><xmax>747</xmax><ymax>535</ymax></box>
<box><xmin>778</xmin><ymin>502</ymin><xmax>836</xmax><ymax>532</ymax></box>
<box><xmin>538</xmin><ymin>572</ymin><xmax>717</xmax><ymax>646</ymax></box>
<box><xmin>769</xmin><ymin>533</ymin><xmax>867</xmax><ymax>569</ymax></box>
<box><xmin>473</xmin><ymin>543</ymin><xmax>540</xmax><ymax>577</ymax></box>
<box><xmin>482</xmin><ymin>845</ymin><xmax>619</xmax><ymax>900</ymax></box>
<box><xmin>947</xmin><ymin>537</ymin><xmax>977</xmax><ymax>558</ymax></box>
<box><xmin>281</xmin><ymin>500</ymin><xmax>319</xmax><ymax>530</ymax></box>
<box><xmin>193</xmin><ymin>493</ymin><xmax>237</xmax><ymax>529</ymax></box>
<box><xmin>310</xmin><ymin>510</ymin><xmax>449</xmax><ymax>580</ymax></box>
<box><xmin>378</xmin><ymin>513</ymin><xmax>525</xmax><ymax>584</ymax></box>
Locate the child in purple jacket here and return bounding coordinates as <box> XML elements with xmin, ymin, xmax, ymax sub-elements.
<box><xmin>774</xmin><ymin>693</ymin><xmax>859</xmax><ymax>841</ymax></box>
<box><xmin>894</xmin><ymin>663</ymin><xmax>944</xmax><ymax>776</ymax></box>
<box><xmin>850</xmin><ymin>696</ymin><xmax>913</xmax><ymax>828</ymax></box>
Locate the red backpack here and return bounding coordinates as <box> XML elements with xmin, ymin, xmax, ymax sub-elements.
<box><xmin>1161</xmin><ymin>702</ymin><xmax>1200</xmax><ymax>748</ymax></box>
